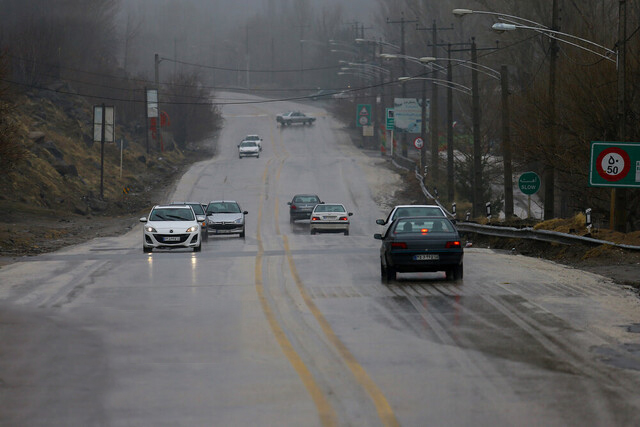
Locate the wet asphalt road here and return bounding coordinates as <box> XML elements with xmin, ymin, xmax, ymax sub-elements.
<box><xmin>1</xmin><ymin>95</ymin><xmax>640</xmax><ymax>426</ymax></box>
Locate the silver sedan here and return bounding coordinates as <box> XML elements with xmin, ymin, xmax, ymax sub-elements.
<box><xmin>309</xmin><ymin>203</ymin><xmax>352</xmax><ymax>235</ymax></box>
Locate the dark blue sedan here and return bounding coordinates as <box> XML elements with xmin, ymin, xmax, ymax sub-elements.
<box><xmin>374</xmin><ymin>216</ymin><xmax>464</xmax><ymax>281</ymax></box>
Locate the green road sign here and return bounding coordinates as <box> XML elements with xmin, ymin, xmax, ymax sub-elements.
<box><xmin>356</xmin><ymin>104</ymin><xmax>371</xmax><ymax>127</ymax></box>
<box><xmin>518</xmin><ymin>171</ymin><xmax>541</xmax><ymax>195</ymax></box>
<box><xmin>386</xmin><ymin>108</ymin><xmax>394</xmax><ymax>130</ymax></box>
<box><xmin>589</xmin><ymin>141</ymin><xmax>640</xmax><ymax>188</ymax></box>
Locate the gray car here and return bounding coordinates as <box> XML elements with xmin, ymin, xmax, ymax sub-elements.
<box><xmin>205</xmin><ymin>200</ymin><xmax>248</xmax><ymax>238</ymax></box>
<box><xmin>170</xmin><ymin>201</ymin><xmax>209</xmax><ymax>241</ymax></box>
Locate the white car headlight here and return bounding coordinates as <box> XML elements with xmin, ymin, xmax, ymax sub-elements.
<box><xmin>234</xmin><ymin>217</ymin><xmax>244</xmax><ymax>224</ymax></box>
<box><xmin>186</xmin><ymin>226</ymin><xmax>199</xmax><ymax>233</ymax></box>
<box><xmin>145</xmin><ymin>226</ymin><xmax>157</xmax><ymax>232</ymax></box>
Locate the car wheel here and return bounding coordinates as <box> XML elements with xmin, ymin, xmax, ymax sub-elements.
<box><xmin>454</xmin><ymin>263</ymin><xmax>464</xmax><ymax>280</ymax></box>
<box><xmin>344</xmin><ymin>229</ymin><xmax>349</xmax><ymax>236</ymax></box>
<box><xmin>239</xmin><ymin>228</ymin><xmax>245</xmax><ymax>238</ymax></box>
<box><xmin>143</xmin><ymin>246</ymin><xmax>152</xmax><ymax>253</ymax></box>
<box><xmin>310</xmin><ymin>228</ymin><xmax>316</xmax><ymax>235</ymax></box>
<box><xmin>385</xmin><ymin>265</ymin><xmax>396</xmax><ymax>281</ymax></box>
<box><xmin>194</xmin><ymin>243</ymin><xmax>201</xmax><ymax>252</ymax></box>
<box><xmin>380</xmin><ymin>261</ymin><xmax>386</xmax><ymax>278</ymax></box>
<box><xmin>445</xmin><ymin>269</ymin><xmax>454</xmax><ymax>281</ymax></box>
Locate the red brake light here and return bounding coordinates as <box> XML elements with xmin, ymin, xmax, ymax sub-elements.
<box><xmin>291</xmin><ymin>205</ymin><xmax>297</xmax><ymax>210</ymax></box>
<box><xmin>339</xmin><ymin>216</ymin><xmax>348</xmax><ymax>221</ymax></box>
<box><xmin>420</xmin><ymin>228</ymin><xmax>429</xmax><ymax>234</ymax></box>
<box><xmin>311</xmin><ymin>216</ymin><xmax>320</xmax><ymax>221</ymax></box>
<box><xmin>446</xmin><ymin>241</ymin><xmax>461</xmax><ymax>248</ymax></box>
<box><xmin>391</xmin><ymin>242</ymin><xmax>408</xmax><ymax>249</ymax></box>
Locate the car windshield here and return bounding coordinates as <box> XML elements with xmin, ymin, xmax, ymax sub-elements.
<box><xmin>315</xmin><ymin>204</ymin><xmax>345</xmax><ymax>213</ymax></box>
<box><xmin>150</xmin><ymin>208</ymin><xmax>195</xmax><ymax>221</ymax></box>
<box><xmin>293</xmin><ymin>195</ymin><xmax>320</xmax><ymax>203</ymax></box>
<box><xmin>245</xmin><ymin>135</ymin><xmax>259</xmax><ymax>141</ymax></box>
<box><xmin>394</xmin><ymin>218</ymin><xmax>452</xmax><ymax>234</ymax></box>
<box><xmin>241</xmin><ymin>141</ymin><xmax>257</xmax><ymax>147</ymax></box>
<box><xmin>188</xmin><ymin>204</ymin><xmax>204</xmax><ymax>215</ymax></box>
<box><xmin>207</xmin><ymin>202</ymin><xmax>241</xmax><ymax>214</ymax></box>
<box><xmin>391</xmin><ymin>206</ymin><xmax>444</xmax><ymax>221</ymax></box>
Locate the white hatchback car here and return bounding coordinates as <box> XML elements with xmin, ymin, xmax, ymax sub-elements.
<box><xmin>310</xmin><ymin>203</ymin><xmax>353</xmax><ymax>235</ymax></box>
<box><xmin>140</xmin><ymin>205</ymin><xmax>202</xmax><ymax>253</ymax></box>
<box><xmin>238</xmin><ymin>140</ymin><xmax>260</xmax><ymax>158</ymax></box>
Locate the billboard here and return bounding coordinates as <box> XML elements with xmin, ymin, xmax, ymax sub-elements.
<box><xmin>393</xmin><ymin>98</ymin><xmax>428</xmax><ymax>133</ymax></box>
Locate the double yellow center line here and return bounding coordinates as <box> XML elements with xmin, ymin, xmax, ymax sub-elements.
<box><xmin>254</xmin><ymin>128</ymin><xmax>399</xmax><ymax>426</ymax></box>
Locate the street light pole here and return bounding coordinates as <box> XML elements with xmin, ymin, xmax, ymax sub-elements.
<box><xmin>447</xmin><ymin>45</ymin><xmax>454</xmax><ymax>203</ymax></box>
<box><xmin>471</xmin><ymin>38</ymin><xmax>483</xmax><ymax>218</ymax></box>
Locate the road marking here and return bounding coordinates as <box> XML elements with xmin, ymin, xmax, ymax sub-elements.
<box><xmin>282</xmin><ymin>234</ymin><xmax>400</xmax><ymax>427</ymax></box>
<box><xmin>255</xmin><ymin>164</ymin><xmax>338</xmax><ymax>427</ymax></box>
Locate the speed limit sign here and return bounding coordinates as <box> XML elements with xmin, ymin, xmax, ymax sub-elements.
<box><xmin>413</xmin><ymin>137</ymin><xmax>424</xmax><ymax>149</ymax></box>
<box><xmin>590</xmin><ymin>142</ymin><xmax>640</xmax><ymax>188</ymax></box>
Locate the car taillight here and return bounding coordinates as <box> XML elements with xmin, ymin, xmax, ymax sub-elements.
<box><xmin>311</xmin><ymin>216</ymin><xmax>320</xmax><ymax>221</ymax></box>
<box><xmin>420</xmin><ymin>228</ymin><xmax>429</xmax><ymax>234</ymax></box>
<box><xmin>291</xmin><ymin>205</ymin><xmax>297</xmax><ymax>210</ymax></box>
<box><xmin>391</xmin><ymin>242</ymin><xmax>407</xmax><ymax>249</ymax></box>
<box><xmin>339</xmin><ymin>216</ymin><xmax>348</xmax><ymax>221</ymax></box>
<box><xmin>446</xmin><ymin>241</ymin><xmax>461</xmax><ymax>248</ymax></box>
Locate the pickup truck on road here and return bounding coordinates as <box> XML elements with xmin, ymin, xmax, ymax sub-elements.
<box><xmin>276</xmin><ymin>111</ymin><xmax>316</xmax><ymax>126</ymax></box>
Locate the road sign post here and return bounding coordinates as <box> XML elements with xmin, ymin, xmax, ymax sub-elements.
<box><xmin>518</xmin><ymin>171</ymin><xmax>541</xmax><ymax>219</ymax></box>
<box><xmin>589</xmin><ymin>142</ymin><xmax>640</xmax><ymax>188</ymax></box>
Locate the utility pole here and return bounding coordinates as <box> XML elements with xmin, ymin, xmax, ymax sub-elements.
<box><xmin>544</xmin><ymin>0</ymin><xmax>559</xmax><ymax>220</ymax></box>
<box><xmin>446</xmin><ymin>44</ymin><xmax>454</xmax><ymax>203</ymax></box>
<box><xmin>154</xmin><ymin>53</ymin><xmax>161</xmax><ymax>151</ymax></box>
<box><xmin>501</xmin><ymin>65</ymin><xmax>513</xmax><ymax>218</ymax></box>
<box><xmin>417</xmin><ymin>21</ymin><xmax>453</xmax><ymax>185</ymax></box>
<box><xmin>387</xmin><ymin>12</ymin><xmax>417</xmax><ymax>157</ymax></box>
<box><xmin>613</xmin><ymin>0</ymin><xmax>627</xmax><ymax>231</ymax></box>
<box><xmin>471</xmin><ymin>38</ymin><xmax>483</xmax><ymax>218</ymax></box>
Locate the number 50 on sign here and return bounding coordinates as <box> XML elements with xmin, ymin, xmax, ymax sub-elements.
<box><xmin>589</xmin><ymin>142</ymin><xmax>640</xmax><ymax>188</ymax></box>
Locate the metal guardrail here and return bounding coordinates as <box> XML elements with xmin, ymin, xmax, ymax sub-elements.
<box><xmin>406</xmin><ymin>165</ymin><xmax>640</xmax><ymax>251</ymax></box>
<box><xmin>455</xmin><ymin>222</ymin><xmax>640</xmax><ymax>251</ymax></box>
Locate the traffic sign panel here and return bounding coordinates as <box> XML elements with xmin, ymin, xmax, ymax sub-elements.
<box><xmin>386</xmin><ymin>108</ymin><xmax>394</xmax><ymax>130</ymax></box>
<box><xmin>518</xmin><ymin>171</ymin><xmax>540</xmax><ymax>195</ymax></box>
<box><xmin>413</xmin><ymin>137</ymin><xmax>424</xmax><ymax>149</ymax></box>
<box><xmin>356</xmin><ymin>104</ymin><xmax>371</xmax><ymax>127</ymax></box>
<box><xmin>590</xmin><ymin>142</ymin><xmax>640</xmax><ymax>188</ymax></box>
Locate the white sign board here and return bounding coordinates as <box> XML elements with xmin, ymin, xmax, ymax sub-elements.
<box><xmin>147</xmin><ymin>89</ymin><xmax>158</xmax><ymax>118</ymax></box>
<box><xmin>93</xmin><ymin>105</ymin><xmax>115</xmax><ymax>143</ymax></box>
<box><xmin>394</xmin><ymin>98</ymin><xmax>428</xmax><ymax>133</ymax></box>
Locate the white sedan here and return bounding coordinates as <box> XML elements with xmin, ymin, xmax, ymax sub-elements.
<box><xmin>140</xmin><ymin>205</ymin><xmax>202</xmax><ymax>252</ymax></box>
<box><xmin>310</xmin><ymin>203</ymin><xmax>353</xmax><ymax>235</ymax></box>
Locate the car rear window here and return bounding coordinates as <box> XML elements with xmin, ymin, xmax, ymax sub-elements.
<box><xmin>395</xmin><ymin>218</ymin><xmax>452</xmax><ymax>233</ymax></box>
<box><xmin>294</xmin><ymin>196</ymin><xmax>320</xmax><ymax>203</ymax></box>
<box><xmin>315</xmin><ymin>204</ymin><xmax>345</xmax><ymax>213</ymax></box>
<box><xmin>392</xmin><ymin>207</ymin><xmax>444</xmax><ymax>221</ymax></box>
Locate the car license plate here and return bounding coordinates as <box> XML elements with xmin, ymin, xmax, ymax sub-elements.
<box><xmin>414</xmin><ymin>254</ymin><xmax>439</xmax><ymax>261</ymax></box>
<box><xmin>325</xmin><ymin>216</ymin><xmax>336</xmax><ymax>220</ymax></box>
<box><xmin>164</xmin><ymin>236</ymin><xmax>180</xmax><ymax>242</ymax></box>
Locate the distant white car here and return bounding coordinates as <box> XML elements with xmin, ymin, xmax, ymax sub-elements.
<box><xmin>140</xmin><ymin>205</ymin><xmax>202</xmax><ymax>253</ymax></box>
<box><xmin>238</xmin><ymin>140</ymin><xmax>260</xmax><ymax>158</ymax></box>
<box><xmin>310</xmin><ymin>203</ymin><xmax>353</xmax><ymax>235</ymax></box>
<box><xmin>243</xmin><ymin>134</ymin><xmax>263</xmax><ymax>151</ymax></box>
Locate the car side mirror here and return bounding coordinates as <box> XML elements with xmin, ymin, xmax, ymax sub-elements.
<box><xmin>139</xmin><ymin>217</ymin><xmax>147</xmax><ymax>222</ymax></box>
<box><xmin>196</xmin><ymin>215</ymin><xmax>205</xmax><ymax>222</ymax></box>
<box><xmin>348</xmin><ymin>212</ymin><xmax>353</xmax><ymax>216</ymax></box>
<box><xmin>373</xmin><ymin>233</ymin><xmax>382</xmax><ymax>240</ymax></box>
<box><xmin>243</xmin><ymin>211</ymin><xmax>249</xmax><ymax>215</ymax></box>
<box><xmin>287</xmin><ymin>202</ymin><xmax>292</xmax><ymax>205</ymax></box>
<box><xmin>376</xmin><ymin>219</ymin><xmax>385</xmax><ymax>225</ymax></box>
